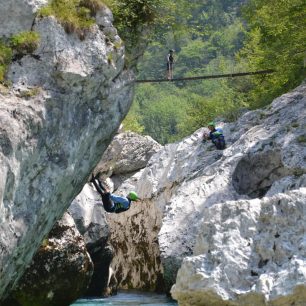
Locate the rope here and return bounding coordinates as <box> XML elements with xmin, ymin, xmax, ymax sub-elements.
<box><xmin>136</xmin><ymin>69</ymin><xmax>275</xmax><ymax>83</ymax></box>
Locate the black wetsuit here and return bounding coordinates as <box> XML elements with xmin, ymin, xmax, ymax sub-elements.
<box><xmin>91</xmin><ymin>178</ymin><xmax>115</xmax><ymax>212</ymax></box>
<box><xmin>91</xmin><ymin>178</ymin><xmax>131</xmax><ymax>213</ymax></box>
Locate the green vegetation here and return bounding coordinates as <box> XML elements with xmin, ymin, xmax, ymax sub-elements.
<box><xmin>238</xmin><ymin>0</ymin><xmax>306</xmax><ymax>108</ymax></box>
<box><xmin>125</xmin><ymin>0</ymin><xmax>249</xmax><ymax>143</ymax></box>
<box><xmin>17</xmin><ymin>87</ymin><xmax>41</xmax><ymax>99</ymax></box>
<box><xmin>297</xmin><ymin>135</ymin><xmax>306</xmax><ymax>143</ymax></box>
<box><xmin>38</xmin><ymin>0</ymin><xmax>99</xmax><ymax>38</ymax></box>
<box><xmin>103</xmin><ymin>0</ymin><xmax>187</xmax><ymax>59</ymax></box>
<box><xmin>124</xmin><ymin>0</ymin><xmax>305</xmax><ymax>144</ymax></box>
<box><xmin>11</xmin><ymin>31</ymin><xmax>40</xmax><ymax>56</ymax></box>
<box><xmin>0</xmin><ymin>31</ymin><xmax>40</xmax><ymax>83</ymax></box>
<box><xmin>0</xmin><ymin>41</ymin><xmax>12</xmax><ymax>82</ymax></box>
<box><xmin>80</xmin><ymin>0</ymin><xmax>104</xmax><ymax>15</ymax></box>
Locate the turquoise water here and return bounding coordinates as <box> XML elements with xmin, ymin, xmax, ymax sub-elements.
<box><xmin>70</xmin><ymin>291</ymin><xmax>178</xmax><ymax>306</ymax></box>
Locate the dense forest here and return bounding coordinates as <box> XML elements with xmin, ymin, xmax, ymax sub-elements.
<box><xmin>121</xmin><ymin>0</ymin><xmax>305</xmax><ymax>144</ymax></box>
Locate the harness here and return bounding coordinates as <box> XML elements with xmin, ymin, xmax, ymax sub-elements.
<box><xmin>114</xmin><ymin>200</ymin><xmax>131</xmax><ymax>214</ymax></box>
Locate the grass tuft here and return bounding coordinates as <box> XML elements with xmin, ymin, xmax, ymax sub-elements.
<box><xmin>0</xmin><ymin>41</ymin><xmax>13</xmax><ymax>82</ymax></box>
<box><xmin>38</xmin><ymin>0</ymin><xmax>99</xmax><ymax>39</ymax></box>
<box><xmin>80</xmin><ymin>0</ymin><xmax>104</xmax><ymax>16</ymax></box>
<box><xmin>10</xmin><ymin>31</ymin><xmax>40</xmax><ymax>56</ymax></box>
<box><xmin>297</xmin><ymin>135</ymin><xmax>306</xmax><ymax>144</ymax></box>
<box><xmin>17</xmin><ymin>87</ymin><xmax>41</xmax><ymax>99</ymax></box>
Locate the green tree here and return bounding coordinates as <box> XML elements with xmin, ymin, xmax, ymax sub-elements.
<box><xmin>239</xmin><ymin>0</ymin><xmax>306</xmax><ymax>108</ymax></box>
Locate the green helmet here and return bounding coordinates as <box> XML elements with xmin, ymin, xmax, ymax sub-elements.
<box><xmin>208</xmin><ymin>121</ymin><xmax>215</xmax><ymax>127</ymax></box>
<box><xmin>128</xmin><ymin>191</ymin><xmax>138</xmax><ymax>201</ymax></box>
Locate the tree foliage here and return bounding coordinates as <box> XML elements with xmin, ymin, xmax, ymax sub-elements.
<box><xmin>124</xmin><ymin>0</ymin><xmax>305</xmax><ymax>144</ymax></box>
<box><xmin>238</xmin><ymin>0</ymin><xmax>306</xmax><ymax>107</ymax></box>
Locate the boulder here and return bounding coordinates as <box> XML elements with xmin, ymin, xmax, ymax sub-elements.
<box><xmin>94</xmin><ymin>132</ymin><xmax>161</xmax><ymax>188</ymax></box>
<box><xmin>171</xmin><ymin>189</ymin><xmax>306</xmax><ymax>306</ymax></box>
<box><xmin>4</xmin><ymin>213</ymin><xmax>93</xmax><ymax>306</ymax></box>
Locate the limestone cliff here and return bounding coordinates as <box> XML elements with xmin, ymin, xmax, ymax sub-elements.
<box><xmin>0</xmin><ymin>0</ymin><xmax>143</xmax><ymax>301</ymax></box>
<box><xmin>105</xmin><ymin>83</ymin><xmax>306</xmax><ymax>305</ymax></box>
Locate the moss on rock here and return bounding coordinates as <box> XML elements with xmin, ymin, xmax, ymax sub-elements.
<box><xmin>38</xmin><ymin>0</ymin><xmax>99</xmax><ymax>38</ymax></box>
<box><xmin>0</xmin><ymin>41</ymin><xmax>12</xmax><ymax>82</ymax></box>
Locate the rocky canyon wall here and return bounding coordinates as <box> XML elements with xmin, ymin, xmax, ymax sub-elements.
<box><xmin>105</xmin><ymin>83</ymin><xmax>306</xmax><ymax>305</ymax></box>
<box><xmin>0</xmin><ymin>0</ymin><xmax>139</xmax><ymax>300</ymax></box>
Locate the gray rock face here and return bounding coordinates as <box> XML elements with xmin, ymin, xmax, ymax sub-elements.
<box><xmin>4</xmin><ymin>213</ymin><xmax>93</xmax><ymax>306</ymax></box>
<box><xmin>68</xmin><ymin>133</ymin><xmax>162</xmax><ymax>294</ymax></box>
<box><xmin>69</xmin><ymin>184</ymin><xmax>115</xmax><ymax>297</ymax></box>
<box><xmin>94</xmin><ymin>131</ymin><xmax>161</xmax><ymax>179</ymax></box>
<box><xmin>0</xmin><ymin>2</ymin><xmax>138</xmax><ymax>300</ymax></box>
<box><xmin>0</xmin><ymin>0</ymin><xmax>48</xmax><ymax>37</ymax></box>
<box><xmin>69</xmin><ymin>184</ymin><xmax>109</xmax><ymax>249</ymax></box>
<box><xmin>106</xmin><ymin>83</ymin><xmax>306</xmax><ymax>304</ymax></box>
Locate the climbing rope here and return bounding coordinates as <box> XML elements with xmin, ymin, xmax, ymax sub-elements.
<box><xmin>136</xmin><ymin>69</ymin><xmax>275</xmax><ymax>83</ymax></box>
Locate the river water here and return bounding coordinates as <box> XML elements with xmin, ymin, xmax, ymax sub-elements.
<box><xmin>70</xmin><ymin>291</ymin><xmax>178</xmax><ymax>306</ymax></box>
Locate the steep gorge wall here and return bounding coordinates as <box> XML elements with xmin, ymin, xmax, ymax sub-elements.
<box><xmin>0</xmin><ymin>1</ymin><xmax>142</xmax><ymax>300</ymax></box>
<box><xmin>106</xmin><ymin>83</ymin><xmax>306</xmax><ymax>305</ymax></box>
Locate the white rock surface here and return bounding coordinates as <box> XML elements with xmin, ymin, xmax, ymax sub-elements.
<box><xmin>106</xmin><ymin>83</ymin><xmax>306</xmax><ymax>303</ymax></box>
<box><xmin>95</xmin><ymin>132</ymin><xmax>161</xmax><ymax>177</ymax></box>
<box><xmin>69</xmin><ymin>184</ymin><xmax>109</xmax><ymax>248</ymax></box>
<box><xmin>0</xmin><ymin>2</ymin><xmax>143</xmax><ymax>300</ymax></box>
<box><xmin>69</xmin><ymin>133</ymin><xmax>163</xmax><ymax>292</ymax></box>
<box><xmin>171</xmin><ymin>189</ymin><xmax>306</xmax><ymax>306</ymax></box>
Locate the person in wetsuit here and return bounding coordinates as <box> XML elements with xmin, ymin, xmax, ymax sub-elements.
<box><xmin>91</xmin><ymin>176</ymin><xmax>139</xmax><ymax>213</ymax></box>
<box><xmin>203</xmin><ymin>121</ymin><xmax>226</xmax><ymax>150</ymax></box>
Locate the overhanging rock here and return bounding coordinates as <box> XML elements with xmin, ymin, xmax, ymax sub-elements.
<box><xmin>0</xmin><ymin>1</ymin><xmax>139</xmax><ymax>300</ymax></box>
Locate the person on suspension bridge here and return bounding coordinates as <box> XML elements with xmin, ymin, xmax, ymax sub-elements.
<box><xmin>166</xmin><ymin>49</ymin><xmax>175</xmax><ymax>80</ymax></box>
<box><xmin>91</xmin><ymin>175</ymin><xmax>140</xmax><ymax>213</ymax></box>
<box><xmin>203</xmin><ymin>122</ymin><xmax>226</xmax><ymax>150</ymax></box>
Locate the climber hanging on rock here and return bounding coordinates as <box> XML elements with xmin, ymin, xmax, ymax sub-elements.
<box><xmin>166</xmin><ymin>49</ymin><xmax>175</xmax><ymax>80</ymax></box>
<box><xmin>91</xmin><ymin>175</ymin><xmax>139</xmax><ymax>213</ymax></box>
<box><xmin>203</xmin><ymin>122</ymin><xmax>226</xmax><ymax>150</ymax></box>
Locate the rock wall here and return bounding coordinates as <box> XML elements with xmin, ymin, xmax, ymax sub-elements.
<box><xmin>68</xmin><ymin>133</ymin><xmax>163</xmax><ymax>293</ymax></box>
<box><xmin>171</xmin><ymin>189</ymin><xmax>306</xmax><ymax>306</ymax></box>
<box><xmin>69</xmin><ymin>184</ymin><xmax>114</xmax><ymax>297</ymax></box>
<box><xmin>4</xmin><ymin>213</ymin><xmax>93</xmax><ymax>306</ymax></box>
<box><xmin>0</xmin><ymin>1</ymin><xmax>141</xmax><ymax>300</ymax></box>
<box><xmin>94</xmin><ymin>132</ymin><xmax>161</xmax><ymax>184</ymax></box>
<box><xmin>105</xmin><ymin>82</ymin><xmax>306</xmax><ymax>304</ymax></box>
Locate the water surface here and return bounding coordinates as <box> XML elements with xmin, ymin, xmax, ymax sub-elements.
<box><xmin>71</xmin><ymin>291</ymin><xmax>178</xmax><ymax>306</ymax></box>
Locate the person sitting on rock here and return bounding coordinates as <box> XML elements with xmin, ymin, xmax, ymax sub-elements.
<box><xmin>91</xmin><ymin>175</ymin><xmax>139</xmax><ymax>213</ymax></box>
<box><xmin>203</xmin><ymin>121</ymin><xmax>226</xmax><ymax>150</ymax></box>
